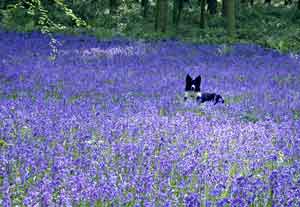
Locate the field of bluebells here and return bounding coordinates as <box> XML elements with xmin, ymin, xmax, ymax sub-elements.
<box><xmin>0</xmin><ymin>31</ymin><xmax>300</xmax><ymax>207</ymax></box>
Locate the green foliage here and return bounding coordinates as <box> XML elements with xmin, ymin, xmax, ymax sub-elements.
<box><xmin>1</xmin><ymin>3</ymin><xmax>35</xmax><ymax>32</ymax></box>
<box><xmin>1</xmin><ymin>0</ymin><xmax>86</xmax><ymax>33</ymax></box>
<box><xmin>236</xmin><ymin>5</ymin><xmax>300</xmax><ymax>52</ymax></box>
<box><xmin>292</xmin><ymin>109</ymin><xmax>300</xmax><ymax>120</ymax></box>
<box><xmin>241</xmin><ymin>111</ymin><xmax>259</xmax><ymax>123</ymax></box>
<box><xmin>65</xmin><ymin>0</ymin><xmax>104</xmax><ymax>21</ymax></box>
<box><xmin>1</xmin><ymin>1</ymin><xmax>300</xmax><ymax>53</ymax></box>
<box><xmin>52</xmin><ymin>0</ymin><xmax>87</xmax><ymax>28</ymax></box>
<box><xmin>226</xmin><ymin>96</ymin><xmax>242</xmax><ymax>105</ymax></box>
<box><xmin>0</xmin><ymin>0</ymin><xmax>88</xmax><ymax>60</ymax></box>
<box><xmin>226</xmin><ymin>0</ymin><xmax>236</xmax><ymax>37</ymax></box>
<box><xmin>0</xmin><ymin>139</ymin><xmax>8</xmax><ymax>148</ymax></box>
<box><xmin>217</xmin><ymin>44</ymin><xmax>233</xmax><ymax>56</ymax></box>
<box><xmin>159</xmin><ymin>107</ymin><xmax>168</xmax><ymax>116</ymax></box>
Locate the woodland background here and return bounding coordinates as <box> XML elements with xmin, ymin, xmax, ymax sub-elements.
<box><xmin>0</xmin><ymin>0</ymin><xmax>300</xmax><ymax>53</ymax></box>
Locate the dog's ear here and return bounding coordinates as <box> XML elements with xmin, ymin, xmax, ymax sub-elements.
<box><xmin>194</xmin><ymin>75</ymin><xmax>201</xmax><ymax>91</ymax></box>
<box><xmin>185</xmin><ymin>74</ymin><xmax>192</xmax><ymax>90</ymax></box>
<box><xmin>194</xmin><ymin>75</ymin><xmax>201</xmax><ymax>85</ymax></box>
<box><xmin>186</xmin><ymin>74</ymin><xmax>192</xmax><ymax>83</ymax></box>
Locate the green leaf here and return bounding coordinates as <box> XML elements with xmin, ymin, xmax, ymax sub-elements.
<box><xmin>0</xmin><ymin>139</ymin><xmax>8</xmax><ymax>147</ymax></box>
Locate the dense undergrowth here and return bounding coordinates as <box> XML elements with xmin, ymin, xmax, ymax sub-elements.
<box><xmin>1</xmin><ymin>1</ymin><xmax>300</xmax><ymax>53</ymax></box>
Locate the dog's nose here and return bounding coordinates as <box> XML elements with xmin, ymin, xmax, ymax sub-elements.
<box><xmin>191</xmin><ymin>85</ymin><xmax>195</xmax><ymax>90</ymax></box>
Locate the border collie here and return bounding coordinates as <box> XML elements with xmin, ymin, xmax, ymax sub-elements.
<box><xmin>184</xmin><ymin>74</ymin><xmax>202</xmax><ymax>101</ymax></box>
<box><xmin>184</xmin><ymin>74</ymin><xmax>224</xmax><ymax>105</ymax></box>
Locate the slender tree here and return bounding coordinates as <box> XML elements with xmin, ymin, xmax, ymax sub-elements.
<box><xmin>155</xmin><ymin>0</ymin><xmax>168</xmax><ymax>32</ymax></box>
<box><xmin>141</xmin><ymin>0</ymin><xmax>149</xmax><ymax>18</ymax></box>
<box><xmin>264</xmin><ymin>0</ymin><xmax>271</xmax><ymax>5</ymax></box>
<box><xmin>177</xmin><ymin>0</ymin><xmax>184</xmax><ymax>25</ymax></box>
<box><xmin>241</xmin><ymin>0</ymin><xmax>251</xmax><ymax>5</ymax></box>
<box><xmin>235</xmin><ymin>0</ymin><xmax>240</xmax><ymax>17</ymax></box>
<box><xmin>0</xmin><ymin>1</ymin><xmax>4</xmax><ymax>9</ymax></box>
<box><xmin>110</xmin><ymin>0</ymin><xmax>118</xmax><ymax>14</ymax></box>
<box><xmin>200</xmin><ymin>0</ymin><xmax>206</xmax><ymax>28</ymax></box>
<box><xmin>160</xmin><ymin>0</ymin><xmax>168</xmax><ymax>32</ymax></box>
<box><xmin>284</xmin><ymin>0</ymin><xmax>292</xmax><ymax>5</ymax></box>
<box><xmin>173</xmin><ymin>0</ymin><xmax>178</xmax><ymax>24</ymax></box>
<box><xmin>155</xmin><ymin>0</ymin><xmax>160</xmax><ymax>31</ymax></box>
<box><xmin>207</xmin><ymin>0</ymin><xmax>217</xmax><ymax>15</ymax></box>
<box><xmin>222</xmin><ymin>0</ymin><xmax>227</xmax><ymax>16</ymax></box>
<box><xmin>173</xmin><ymin>0</ymin><xmax>184</xmax><ymax>26</ymax></box>
<box><xmin>226</xmin><ymin>0</ymin><xmax>235</xmax><ymax>37</ymax></box>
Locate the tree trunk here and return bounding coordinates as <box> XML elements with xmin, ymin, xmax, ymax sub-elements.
<box><xmin>284</xmin><ymin>0</ymin><xmax>292</xmax><ymax>5</ymax></box>
<box><xmin>0</xmin><ymin>1</ymin><xmax>3</xmax><ymax>9</ymax></box>
<box><xmin>235</xmin><ymin>0</ymin><xmax>240</xmax><ymax>17</ymax></box>
<box><xmin>141</xmin><ymin>0</ymin><xmax>148</xmax><ymax>18</ymax></box>
<box><xmin>222</xmin><ymin>0</ymin><xmax>227</xmax><ymax>17</ymax></box>
<box><xmin>200</xmin><ymin>0</ymin><xmax>206</xmax><ymax>28</ymax></box>
<box><xmin>155</xmin><ymin>0</ymin><xmax>168</xmax><ymax>32</ymax></box>
<box><xmin>173</xmin><ymin>0</ymin><xmax>178</xmax><ymax>24</ymax></box>
<box><xmin>298</xmin><ymin>0</ymin><xmax>300</xmax><ymax>10</ymax></box>
<box><xmin>207</xmin><ymin>0</ymin><xmax>217</xmax><ymax>15</ymax></box>
<box><xmin>173</xmin><ymin>0</ymin><xmax>183</xmax><ymax>26</ymax></box>
<box><xmin>160</xmin><ymin>0</ymin><xmax>168</xmax><ymax>32</ymax></box>
<box><xmin>250</xmin><ymin>0</ymin><xmax>254</xmax><ymax>6</ymax></box>
<box><xmin>264</xmin><ymin>0</ymin><xmax>271</xmax><ymax>5</ymax></box>
<box><xmin>155</xmin><ymin>0</ymin><xmax>160</xmax><ymax>31</ymax></box>
<box><xmin>177</xmin><ymin>0</ymin><xmax>183</xmax><ymax>26</ymax></box>
<box><xmin>110</xmin><ymin>0</ymin><xmax>118</xmax><ymax>14</ymax></box>
<box><xmin>226</xmin><ymin>0</ymin><xmax>235</xmax><ymax>38</ymax></box>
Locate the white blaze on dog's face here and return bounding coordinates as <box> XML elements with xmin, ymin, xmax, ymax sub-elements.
<box><xmin>184</xmin><ymin>74</ymin><xmax>202</xmax><ymax>101</ymax></box>
<box><xmin>191</xmin><ymin>84</ymin><xmax>195</xmax><ymax>91</ymax></box>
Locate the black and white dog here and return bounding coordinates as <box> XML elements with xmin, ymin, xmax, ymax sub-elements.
<box><xmin>184</xmin><ymin>74</ymin><xmax>224</xmax><ymax>105</ymax></box>
<box><xmin>184</xmin><ymin>74</ymin><xmax>202</xmax><ymax>101</ymax></box>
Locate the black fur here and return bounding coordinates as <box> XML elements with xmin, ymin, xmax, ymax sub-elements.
<box><xmin>199</xmin><ymin>93</ymin><xmax>224</xmax><ymax>105</ymax></box>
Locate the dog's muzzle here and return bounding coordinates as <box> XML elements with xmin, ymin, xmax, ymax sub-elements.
<box><xmin>184</xmin><ymin>91</ymin><xmax>202</xmax><ymax>101</ymax></box>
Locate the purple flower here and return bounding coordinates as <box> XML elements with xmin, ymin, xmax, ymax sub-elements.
<box><xmin>1</xmin><ymin>31</ymin><xmax>300</xmax><ymax>206</ymax></box>
<box><xmin>184</xmin><ymin>193</ymin><xmax>200</xmax><ymax>207</ymax></box>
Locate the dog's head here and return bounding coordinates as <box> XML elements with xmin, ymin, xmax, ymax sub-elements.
<box><xmin>184</xmin><ymin>74</ymin><xmax>201</xmax><ymax>101</ymax></box>
<box><xmin>214</xmin><ymin>94</ymin><xmax>225</xmax><ymax>105</ymax></box>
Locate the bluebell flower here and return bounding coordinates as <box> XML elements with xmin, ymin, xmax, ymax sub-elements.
<box><xmin>184</xmin><ymin>193</ymin><xmax>201</xmax><ymax>207</ymax></box>
<box><xmin>1</xmin><ymin>31</ymin><xmax>300</xmax><ymax>206</ymax></box>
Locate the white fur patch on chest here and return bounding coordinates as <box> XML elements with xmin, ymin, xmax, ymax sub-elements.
<box><xmin>184</xmin><ymin>91</ymin><xmax>202</xmax><ymax>99</ymax></box>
